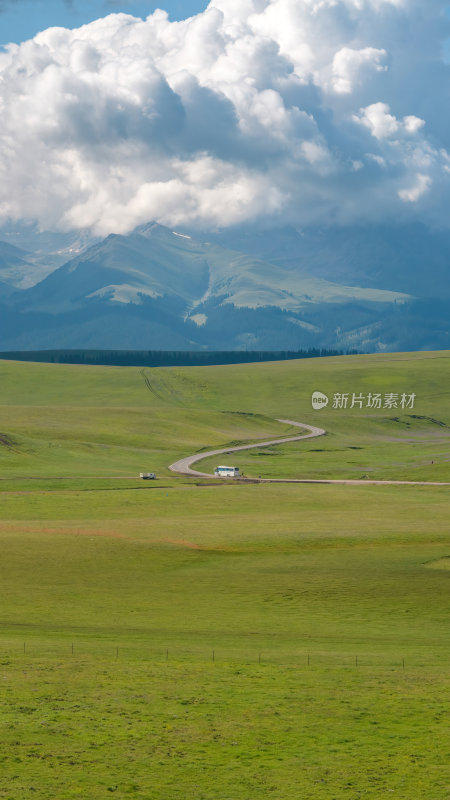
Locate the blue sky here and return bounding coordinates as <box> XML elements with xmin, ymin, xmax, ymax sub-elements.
<box><xmin>0</xmin><ymin>0</ymin><xmax>209</xmax><ymax>46</ymax></box>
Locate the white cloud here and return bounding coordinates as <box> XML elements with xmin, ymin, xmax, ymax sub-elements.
<box><xmin>331</xmin><ymin>47</ymin><xmax>388</xmax><ymax>94</ymax></box>
<box><xmin>0</xmin><ymin>0</ymin><xmax>449</xmax><ymax>233</ymax></box>
<box><xmin>398</xmin><ymin>173</ymin><xmax>432</xmax><ymax>203</ymax></box>
<box><xmin>354</xmin><ymin>102</ymin><xmax>425</xmax><ymax>139</ymax></box>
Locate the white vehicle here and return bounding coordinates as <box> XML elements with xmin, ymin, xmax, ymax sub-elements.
<box><xmin>140</xmin><ymin>472</ymin><xmax>156</xmax><ymax>480</ymax></box>
<box><xmin>214</xmin><ymin>465</ymin><xmax>240</xmax><ymax>478</ymax></box>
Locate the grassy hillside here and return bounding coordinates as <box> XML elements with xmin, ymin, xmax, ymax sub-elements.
<box><xmin>0</xmin><ymin>352</ymin><xmax>449</xmax><ymax>798</ymax></box>
<box><xmin>0</xmin><ymin>481</ymin><xmax>449</xmax><ymax>799</ymax></box>
<box><xmin>0</xmin><ymin>350</ymin><xmax>449</xmax><ymax>480</ymax></box>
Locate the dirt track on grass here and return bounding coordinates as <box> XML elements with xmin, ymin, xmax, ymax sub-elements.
<box><xmin>168</xmin><ymin>418</ymin><xmax>450</xmax><ymax>487</ymax></box>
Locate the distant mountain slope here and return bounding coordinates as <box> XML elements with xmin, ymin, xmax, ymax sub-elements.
<box><xmin>0</xmin><ymin>224</ymin><xmax>97</xmax><ymax>289</ymax></box>
<box><xmin>13</xmin><ymin>222</ymin><xmax>410</xmax><ymax>315</ymax></box>
<box><xmin>0</xmin><ymin>221</ymin><xmax>448</xmax><ymax>353</ymax></box>
<box><xmin>0</xmin><ymin>239</ymin><xmax>68</xmax><ymax>289</ymax></box>
<box><xmin>0</xmin><ymin>240</ymin><xmax>39</xmax><ymax>289</ymax></box>
<box><xmin>0</xmin><ymin>223</ymin><xmax>96</xmax><ymax>264</ymax></box>
<box><xmin>15</xmin><ymin>226</ymin><xmax>207</xmax><ymax>314</ymax></box>
<box><xmin>204</xmin><ymin>223</ymin><xmax>450</xmax><ymax>298</ymax></box>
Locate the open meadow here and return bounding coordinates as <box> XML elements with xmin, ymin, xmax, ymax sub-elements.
<box><xmin>0</xmin><ymin>352</ymin><xmax>449</xmax><ymax>798</ymax></box>
<box><xmin>0</xmin><ymin>350</ymin><xmax>449</xmax><ymax>482</ymax></box>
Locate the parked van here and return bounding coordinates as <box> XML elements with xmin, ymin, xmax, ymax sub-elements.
<box><xmin>214</xmin><ymin>465</ymin><xmax>240</xmax><ymax>477</ymax></box>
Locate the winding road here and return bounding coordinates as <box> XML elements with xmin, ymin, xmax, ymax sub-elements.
<box><xmin>169</xmin><ymin>419</ymin><xmax>325</xmax><ymax>477</ymax></box>
<box><xmin>169</xmin><ymin>418</ymin><xmax>450</xmax><ymax>487</ymax></box>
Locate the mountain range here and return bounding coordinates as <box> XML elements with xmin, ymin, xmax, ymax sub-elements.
<box><xmin>0</xmin><ymin>221</ymin><xmax>448</xmax><ymax>353</ymax></box>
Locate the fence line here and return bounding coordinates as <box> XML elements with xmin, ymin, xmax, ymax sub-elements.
<box><xmin>0</xmin><ymin>639</ymin><xmax>441</xmax><ymax>670</ymax></box>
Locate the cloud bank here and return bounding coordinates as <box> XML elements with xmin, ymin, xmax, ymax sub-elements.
<box><xmin>0</xmin><ymin>0</ymin><xmax>449</xmax><ymax>233</ymax></box>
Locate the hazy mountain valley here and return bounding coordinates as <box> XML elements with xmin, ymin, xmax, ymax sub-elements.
<box><xmin>0</xmin><ymin>221</ymin><xmax>448</xmax><ymax>353</ymax></box>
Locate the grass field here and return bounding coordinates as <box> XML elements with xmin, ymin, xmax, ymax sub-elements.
<box><xmin>0</xmin><ymin>349</ymin><xmax>449</xmax><ymax>481</ymax></box>
<box><xmin>0</xmin><ymin>352</ymin><xmax>449</xmax><ymax>798</ymax></box>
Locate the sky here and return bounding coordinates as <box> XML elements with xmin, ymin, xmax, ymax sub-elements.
<box><xmin>0</xmin><ymin>1</ymin><xmax>209</xmax><ymax>46</ymax></box>
<box><xmin>1</xmin><ymin>0</ymin><xmax>450</xmax><ymax>235</ymax></box>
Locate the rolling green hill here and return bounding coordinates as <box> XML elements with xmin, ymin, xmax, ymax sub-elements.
<box><xmin>0</xmin><ymin>350</ymin><xmax>449</xmax><ymax>482</ymax></box>
<box><xmin>0</xmin><ymin>351</ymin><xmax>449</xmax><ymax>799</ymax></box>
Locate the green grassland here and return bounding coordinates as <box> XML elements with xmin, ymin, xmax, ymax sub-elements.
<box><xmin>0</xmin><ymin>352</ymin><xmax>449</xmax><ymax>798</ymax></box>
<box><xmin>0</xmin><ymin>349</ymin><xmax>449</xmax><ymax>481</ymax></box>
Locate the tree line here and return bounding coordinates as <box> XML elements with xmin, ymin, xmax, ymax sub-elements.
<box><xmin>0</xmin><ymin>348</ymin><xmax>358</xmax><ymax>367</ymax></box>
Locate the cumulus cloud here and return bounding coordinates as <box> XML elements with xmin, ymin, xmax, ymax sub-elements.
<box><xmin>331</xmin><ymin>47</ymin><xmax>388</xmax><ymax>94</ymax></box>
<box><xmin>354</xmin><ymin>102</ymin><xmax>425</xmax><ymax>139</ymax></box>
<box><xmin>0</xmin><ymin>0</ymin><xmax>449</xmax><ymax>233</ymax></box>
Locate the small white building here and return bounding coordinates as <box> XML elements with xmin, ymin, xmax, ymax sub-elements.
<box><xmin>214</xmin><ymin>465</ymin><xmax>240</xmax><ymax>478</ymax></box>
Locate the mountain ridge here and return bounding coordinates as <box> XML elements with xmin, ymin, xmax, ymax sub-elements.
<box><xmin>0</xmin><ymin>221</ymin><xmax>448</xmax><ymax>353</ymax></box>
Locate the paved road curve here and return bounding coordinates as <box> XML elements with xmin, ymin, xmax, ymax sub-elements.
<box><xmin>169</xmin><ymin>419</ymin><xmax>327</xmax><ymax>477</ymax></box>
<box><xmin>169</xmin><ymin>418</ymin><xmax>450</xmax><ymax>486</ymax></box>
